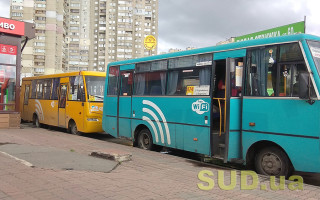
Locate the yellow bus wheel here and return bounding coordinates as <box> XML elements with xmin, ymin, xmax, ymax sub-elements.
<box><xmin>33</xmin><ymin>114</ymin><xmax>40</xmax><ymax>128</ymax></box>
<box><xmin>69</xmin><ymin>121</ymin><xmax>81</xmax><ymax>136</ymax></box>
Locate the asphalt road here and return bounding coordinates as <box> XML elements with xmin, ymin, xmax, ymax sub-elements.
<box><xmin>82</xmin><ymin>132</ymin><xmax>320</xmax><ymax>187</ymax></box>
<box><xmin>22</xmin><ymin>123</ymin><xmax>320</xmax><ymax>187</ymax></box>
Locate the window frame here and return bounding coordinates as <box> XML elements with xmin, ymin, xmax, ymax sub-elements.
<box><xmin>166</xmin><ymin>65</ymin><xmax>212</xmax><ymax>96</ymax></box>
<box><xmin>244</xmin><ymin>42</ymin><xmax>309</xmax><ymax>98</ymax></box>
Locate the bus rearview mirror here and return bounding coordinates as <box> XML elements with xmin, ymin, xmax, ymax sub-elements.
<box><xmin>298</xmin><ymin>72</ymin><xmax>315</xmax><ymax>105</ymax></box>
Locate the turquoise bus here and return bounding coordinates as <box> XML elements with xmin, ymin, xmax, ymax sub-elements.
<box><xmin>102</xmin><ymin>34</ymin><xmax>320</xmax><ymax>177</ymax></box>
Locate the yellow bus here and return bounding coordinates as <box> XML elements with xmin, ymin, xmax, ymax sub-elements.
<box><xmin>20</xmin><ymin>71</ymin><xmax>105</xmax><ymax>135</ymax></box>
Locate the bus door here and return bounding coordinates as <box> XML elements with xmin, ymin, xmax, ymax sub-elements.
<box><xmin>212</xmin><ymin>50</ymin><xmax>245</xmax><ymax>162</ymax></box>
<box><xmin>58</xmin><ymin>78</ymin><xmax>68</xmax><ymax>128</ymax></box>
<box><xmin>118</xmin><ymin>70</ymin><xmax>134</xmax><ymax>138</ymax></box>
<box><xmin>22</xmin><ymin>84</ymin><xmax>30</xmax><ymax>120</ymax></box>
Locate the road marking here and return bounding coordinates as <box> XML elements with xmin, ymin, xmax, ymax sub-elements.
<box><xmin>0</xmin><ymin>151</ymin><xmax>34</xmax><ymax>167</ymax></box>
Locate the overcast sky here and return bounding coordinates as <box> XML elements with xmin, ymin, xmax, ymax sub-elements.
<box><xmin>1</xmin><ymin>0</ymin><xmax>319</xmax><ymax>53</ymax></box>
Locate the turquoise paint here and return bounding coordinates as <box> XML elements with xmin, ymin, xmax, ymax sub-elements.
<box><xmin>228</xmin><ymin>131</ymin><xmax>241</xmax><ymax>159</ymax></box>
<box><xmin>175</xmin><ymin>124</ymin><xmax>184</xmax><ymax>149</ymax></box>
<box><xmin>102</xmin><ymin>34</ymin><xmax>320</xmax><ymax>173</ymax></box>
<box><xmin>131</xmin><ymin>96</ymin><xmax>211</xmax><ymax>154</ymax></box>
<box><xmin>103</xmin><ymin>96</ymin><xmax>118</xmax><ymax>137</ymax></box>
<box><xmin>242</xmin><ymin>98</ymin><xmax>320</xmax><ymax>172</ymax></box>
<box><xmin>213</xmin><ymin>49</ymin><xmax>246</xmax><ymax>60</ymax></box>
<box><xmin>118</xmin><ymin>96</ymin><xmax>132</xmax><ymax>138</ymax></box>
<box><xmin>228</xmin><ymin>99</ymin><xmax>242</xmax><ymax>161</ymax></box>
<box><xmin>242</xmin><ymin>132</ymin><xmax>320</xmax><ymax>172</ymax></box>
<box><xmin>120</xmin><ymin>64</ymin><xmax>135</xmax><ymax>71</ymax></box>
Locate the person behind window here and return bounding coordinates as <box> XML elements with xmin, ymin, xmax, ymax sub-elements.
<box><xmin>217</xmin><ymin>78</ymin><xmax>225</xmax><ymax>98</ymax></box>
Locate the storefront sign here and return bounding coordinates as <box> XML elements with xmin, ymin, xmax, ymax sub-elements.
<box><xmin>0</xmin><ymin>44</ymin><xmax>17</xmax><ymax>55</ymax></box>
<box><xmin>0</xmin><ymin>17</ymin><xmax>25</xmax><ymax>36</ymax></box>
<box><xmin>234</xmin><ymin>21</ymin><xmax>305</xmax><ymax>42</ymax></box>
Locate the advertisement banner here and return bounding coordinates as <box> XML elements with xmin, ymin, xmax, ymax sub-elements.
<box><xmin>234</xmin><ymin>21</ymin><xmax>305</xmax><ymax>42</ymax></box>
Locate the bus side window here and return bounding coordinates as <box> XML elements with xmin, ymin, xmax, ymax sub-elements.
<box><xmin>69</xmin><ymin>76</ymin><xmax>82</xmax><ymax>101</ymax></box>
<box><xmin>51</xmin><ymin>78</ymin><xmax>60</xmax><ymax>100</ymax></box>
<box><xmin>120</xmin><ymin>71</ymin><xmax>133</xmax><ymax>96</ymax></box>
<box><xmin>24</xmin><ymin>85</ymin><xmax>30</xmax><ymax>105</ymax></box>
<box><xmin>31</xmin><ymin>80</ymin><xmax>37</xmax><ymax>99</ymax></box>
<box><xmin>246</xmin><ymin>46</ymin><xmax>277</xmax><ymax>97</ymax></box>
<box><xmin>36</xmin><ymin>80</ymin><xmax>44</xmax><ymax>99</ymax></box>
<box><xmin>107</xmin><ymin>66</ymin><xmax>119</xmax><ymax>95</ymax></box>
<box><xmin>59</xmin><ymin>85</ymin><xmax>67</xmax><ymax>108</ymax></box>
<box><xmin>43</xmin><ymin>79</ymin><xmax>52</xmax><ymax>100</ymax></box>
<box><xmin>278</xmin><ymin>43</ymin><xmax>308</xmax><ymax>97</ymax></box>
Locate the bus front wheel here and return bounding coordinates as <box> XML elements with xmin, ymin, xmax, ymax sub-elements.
<box><xmin>138</xmin><ymin>129</ymin><xmax>153</xmax><ymax>150</ymax></box>
<box><xmin>255</xmin><ymin>146</ymin><xmax>292</xmax><ymax>178</ymax></box>
<box><xmin>69</xmin><ymin>121</ymin><xmax>81</xmax><ymax>136</ymax></box>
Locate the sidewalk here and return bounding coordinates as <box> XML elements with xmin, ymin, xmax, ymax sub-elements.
<box><xmin>0</xmin><ymin>125</ymin><xmax>319</xmax><ymax>200</ymax></box>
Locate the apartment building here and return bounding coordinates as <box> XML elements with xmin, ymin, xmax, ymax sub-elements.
<box><xmin>10</xmin><ymin>0</ymin><xmax>158</xmax><ymax>76</ymax></box>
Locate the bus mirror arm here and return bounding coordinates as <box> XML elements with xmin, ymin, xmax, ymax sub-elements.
<box><xmin>298</xmin><ymin>72</ymin><xmax>315</xmax><ymax>105</ymax></box>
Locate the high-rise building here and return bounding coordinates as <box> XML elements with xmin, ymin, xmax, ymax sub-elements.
<box><xmin>10</xmin><ymin>0</ymin><xmax>158</xmax><ymax>76</ymax></box>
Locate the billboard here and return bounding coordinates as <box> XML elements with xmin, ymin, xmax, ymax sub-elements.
<box><xmin>234</xmin><ymin>21</ymin><xmax>305</xmax><ymax>42</ymax></box>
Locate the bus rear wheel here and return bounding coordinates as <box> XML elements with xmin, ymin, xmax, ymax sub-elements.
<box><xmin>138</xmin><ymin>129</ymin><xmax>153</xmax><ymax>150</ymax></box>
<box><xmin>255</xmin><ymin>146</ymin><xmax>292</xmax><ymax>178</ymax></box>
<box><xmin>33</xmin><ymin>115</ymin><xmax>40</xmax><ymax>128</ymax></box>
<box><xmin>69</xmin><ymin>121</ymin><xmax>81</xmax><ymax>136</ymax></box>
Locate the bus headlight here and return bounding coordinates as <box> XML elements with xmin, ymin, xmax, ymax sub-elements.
<box><xmin>87</xmin><ymin>118</ymin><xmax>99</xmax><ymax>121</ymax></box>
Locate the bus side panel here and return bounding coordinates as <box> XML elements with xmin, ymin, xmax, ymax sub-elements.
<box><xmin>132</xmin><ymin>96</ymin><xmax>211</xmax><ymax>155</ymax></box>
<box><xmin>227</xmin><ymin>99</ymin><xmax>242</xmax><ymax>161</ymax></box>
<box><xmin>131</xmin><ymin>119</ymin><xmax>176</xmax><ymax>147</ymax></box>
<box><xmin>26</xmin><ymin>99</ymin><xmax>36</xmax><ymax>122</ymax></box>
<box><xmin>37</xmin><ymin>100</ymin><xmax>59</xmax><ymax>126</ymax></box>
<box><xmin>243</xmin><ymin>132</ymin><xmax>320</xmax><ymax>172</ymax></box>
<box><xmin>67</xmin><ymin>101</ymin><xmax>84</xmax><ymax>132</ymax></box>
<box><xmin>118</xmin><ymin>97</ymin><xmax>132</xmax><ymax>138</ymax></box>
<box><xmin>83</xmin><ymin>102</ymin><xmax>103</xmax><ymax>133</ymax></box>
<box><xmin>20</xmin><ymin>81</ymin><xmax>32</xmax><ymax>121</ymax></box>
<box><xmin>242</xmin><ymin>99</ymin><xmax>320</xmax><ymax>173</ymax></box>
<box><xmin>103</xmin><ymin>96</ymin><xmax>118</xmax><ymax>137</ymax></box>
<box><xmin>183</xmin><ymin>126</ymin><xmax>210</xmax><ymax>155</ymax></box>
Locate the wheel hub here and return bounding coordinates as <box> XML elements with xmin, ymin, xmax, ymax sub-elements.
<box><xmin>261</xmin><ymin>153</ymin><xmax>282</xmax><ymax>175</ymax></box>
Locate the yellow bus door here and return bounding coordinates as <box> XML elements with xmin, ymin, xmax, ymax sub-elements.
<box><xmin>58</xmin><ymin>83</ymin><xmax>68</xmax><ymax>128</ymax></box>
<box><xmin>22</xmin><ymin>84</ymin><xmax>30</xmax><ymax>120</ymax></box>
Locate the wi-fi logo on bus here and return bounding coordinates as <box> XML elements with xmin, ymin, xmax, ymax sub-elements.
<box><xmin>192</xmin><ymin>99</ymin><xmax>209</xmax><ymax>115</ymax></box>
<box><xmin>142</xmin><ymin>100</ymin><xmax>171</xmax><ymax>145</ymax></box>
<box><xmin>35</xmin><ymin>100</ymin><xmax>44</xmax><ymax>121</ymax></box>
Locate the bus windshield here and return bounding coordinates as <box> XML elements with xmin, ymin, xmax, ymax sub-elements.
<box><xmin>308</xmin><ymin>40</ymin><xmax>320</xmax><ymax>75</ymax></box>
<box><xmin>85</xmin><ymin>76</ymin><xmax>105</xmax><ymax>102</ymax></box>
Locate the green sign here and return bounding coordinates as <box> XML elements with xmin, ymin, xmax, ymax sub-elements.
<box><xmin>234</xmin><ymin>21</ymin><xmax>305</xmax><ymax>42</ymax></box>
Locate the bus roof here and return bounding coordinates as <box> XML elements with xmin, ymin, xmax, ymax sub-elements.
<box><xmin>108</xmin><ymin>34</ymin><xmax>320</xmax><ymax>67</ymax></box>
<box><xmin>22</xmin><ymin>71</ymin><xmax>106</xmax><ymax>81</ymax></box>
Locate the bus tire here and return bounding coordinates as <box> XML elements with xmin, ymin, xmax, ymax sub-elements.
<box><xmin>137</xmin><ymin>129</ymin><xmax>153</xmax><ymax>150</ymax></box>
<box><xmin>33</xmin><ymin>114</ymin><xmax>40</xmax><ymax>128</ymax></box>
<box><xmin>255</xmin><ymin>146</ymin><xmax>292</xmax><ymax>178</ymax></box>
<box><xmin>69</xmin><ymin>121</ymin><xmax>81</xmax><ymax>136</ymax></box>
